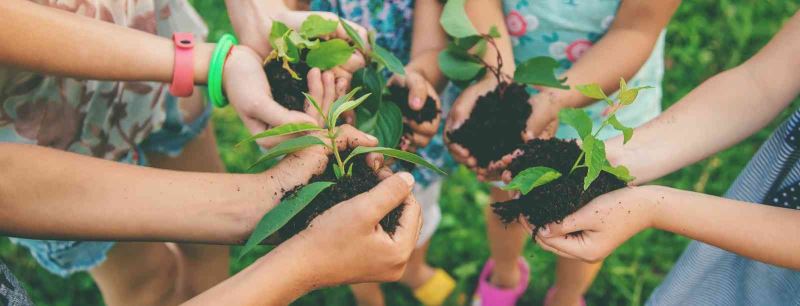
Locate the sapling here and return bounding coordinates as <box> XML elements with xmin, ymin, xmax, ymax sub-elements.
<box><xmin>437</xmin><ymin>0</ymin><xmax>568</xmax><ymax>167</ymax></box>
<box><xmin>237</xmin><ymin>87</ymin><xmax>445</xmax><ymax>258</ymax></box>
<box><xmin>494</xmin><ymin>79</ymin><xmax>651</xmax><ymax>231</ymax></box>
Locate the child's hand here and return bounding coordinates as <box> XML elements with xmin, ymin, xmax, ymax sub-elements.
<box><xmin>389</xmin><ymin>69</ymin><xmax>442</xmax><ymax>152</ymax></box>
<box><xmin>524</xmin><ymin>89</ymin><xmax>562</xmax><ymax>141</ymax></box>
<box><xmin>279</xmin><ymin>171</ymin><xmax>421</xmax><ymax>286</ymax></box>
<box><xmin>531</xmin><ymin>186</ymin><xmax>656</xmax><ymax>262</ymax></box>
<box><xmin>445</xmin><ymin>77</ymin><xmax>507</xmax><ymax>181</ymax></box>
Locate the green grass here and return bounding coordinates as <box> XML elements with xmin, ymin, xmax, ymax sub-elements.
<box><xmin>2</xmin><ymin>1</ymin><xmax>799</xmax><ymax>305</ymax></box>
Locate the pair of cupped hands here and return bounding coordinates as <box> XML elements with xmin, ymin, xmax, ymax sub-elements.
<box><xmin>223</xmin><ymin>11</ymin><xmax>439</xmax><ymax>286</ymax></box>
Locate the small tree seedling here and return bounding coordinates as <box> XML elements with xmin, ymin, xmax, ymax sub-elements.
<box><xmin>502</xmin><ymin>79</ymin><xmax>652</xmax><ymax>194</ymax></box>
<box><xmin>237</xmin><ymin>87</ymin><xmax>445</xmax><ymax>258</ymax></box>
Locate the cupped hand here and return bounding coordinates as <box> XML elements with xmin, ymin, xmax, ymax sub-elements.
<box><xmin>445</xmin><ymin>78</ymin><xmax>496</xmax><ymax>169</ymax></box>
<box><xmin>389</xmin><ymin>70</ymin><xmax>442</xmax><ymax>152</ymax></box>
<box><xmin>530</xmin><ymin>186</ymin><xmax>656</xmax><ymax>262</ymax></box>
<box><xmin>281</xmin><ymin>170</ymin><xmax>422</xmax><ymax>286</ymax></box>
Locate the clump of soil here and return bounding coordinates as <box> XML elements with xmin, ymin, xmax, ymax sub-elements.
<box><xmin>492</xmin><ymin>138</ymin><xmax>626</xmax><ymax>232</ymax></box>
<box><xmin>277</xmin><ymin>150</ymin><xmax>404</xmax><ymax>239</ymax></box>
<box><xmin>388</xmin><ymin>85</ymin><xmax>439</xmax><ymax>123</ymax></box>
<box><xmin>447</xmin><ymin>82</ymin><xmax>531</xmax><ymax>167</ymax></box>
<box><xmin>263</xmin><ymin>51</ymin><xmax>311</xmax><ymax>112</ymax></box>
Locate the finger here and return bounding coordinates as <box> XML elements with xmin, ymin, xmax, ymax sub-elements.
<box><xmin>306</xmin><ymin>68</ymin><xmax>324</xmax><ymax>124</ymax></box>
<box><xmin>335</xmin><ymin>77</ymin><xmax>348</xmax><ymax>98</ymax></box>
<box><xmin>535</xmin><ymin>235</ymin><xmax>580</xmax><ymax>260</ymax></box>
<box><xmin>335</xmin><ymin>20</ymin><xmax>370</xmax><ymax>51</ymax></box>
<box><xmin>539</xmin><ymin>212</ymin><xmax>592</xmax><ymax>238</ymax></box>
<box><xmin>365</xmin><ymin>153</ymin><xmax>385</xmax><ymax>172</ymax></box>
<box><xmin>344</xmin><ymin>172</ymin><xmax>415</xmax><ymax>223</ymax></box>
<box><xmin>332</xmin><ymin>125</ymin><xmax>379</xmax><ymax>151</ymax></box>
<box><xmin>391</xmin><ymin>194</ymin><xmax>422</xmax><ymax>255</ymax></box>
<box><xmin>405</xmin><ymin>120</ymin><xmax>437</xmax><ymax>137</ymax></box>
<box><xmin>322</xmin><ymin>71</ymin><xmax>336</xmax><ymax>115</ymax></box>
<box><xmin>518</xmin><ymin>216</ymin><xmax>533</xmax><ymax>235</ymax></box>
<box><xmin>502</xmin><ymin>170</ymin><xmax>514</xmax><ymax>184</ymax></box>
<box><xmin>408</xmin><ymin>74</ymin><xmax>428</xmax><ymax>111</ymax></box>
<box><xmin>338</xmin><ymin>52</ymin><xmax>367</xmax><ymax>74</ymax></box>
<box><xmin>408</xmin><ymin>133</ymin><xmax>432</xmax><ymax>148</ymax></box>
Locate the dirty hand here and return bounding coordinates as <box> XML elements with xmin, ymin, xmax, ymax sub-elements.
<box><xmin>389</xmin><ymin>69</ymin><xmax>442</xmax><ymax>152</ymax></box>
<box><xmin>531</xmin><ymin>186</ymin><xmax>655</xmax><ymax>263</ymax></box>
<box><xmin>278</xmin><ymin>169</ymin><xmax>422</xmax><ymax>286</ymax></box>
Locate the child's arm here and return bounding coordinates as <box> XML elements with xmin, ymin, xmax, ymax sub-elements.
<box><xmin>0</xmin><ymin>126</ymin><xmax>378</xmax><ymax>244</ymax></box>
<box><xmin>183</xmin><ymin>172</ymin><xmax>421</xmax><ymax>305</ymax></box>
<box><xmin>607</xmin><ymin>11</ymin><xmax>800</xmax><ymax>184</ymax></box>
<box><xmin>526</xmin><ymin>0</ymin><xmax>680</xmax><ymax>138</ymax></box>
<box><xmin>391</xmin><ymin>0</ymin><xmax>448</xmax><ymax>151</ymax></box>
<box><xmin>536</xmin><ymin>185</ymin><xmax>800</xmax><ymax>270</ymax></box>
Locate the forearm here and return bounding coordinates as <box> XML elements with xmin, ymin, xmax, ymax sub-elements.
<box><xmin>407</xmin><ymin>0</ymin><xmax>447</xmax><ymax>89</ymax></box>
<box><xmin>182</xmin><ymin>244</ymin><xmax>313</xmax><ymax>305</ymax></box>
<box><xmin>0</xmin><ymin>0</ymin><xmax>212</xmax><ymax>84</ymax></box>
<box><xmin>465</xmin><ymin>0</ymin><xmax>515</xmax><ymax>76</ymax></box>
<box><xmin>645</xmin><ymin>186</ymin><xmax>800</xmax><ymax>269</ymax></box>
<box><xmin>0</xmin><ymin>143</ymin><xmax>271</xmax><ymax>243</ymax></box>
<box><xmin>611</xmin><ymin>13</ymin><xmax>800</xmax><ymax>183</ymax></box>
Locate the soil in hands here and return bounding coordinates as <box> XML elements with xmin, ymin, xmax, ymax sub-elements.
<box><xmin>388</xmin><ymin>85</ymin><xmax>439</xmax><ymax>123</ymax></box>
<box><xmin>263</xmin><ymin>50</ymin><xmax>311</xmax><ymax>112</ymax></box>
<box><xmin>277</xmin><ymin>150</ymin><xmax>404</xmax><ymax>239</ymax></box>
<box><xmin>447</xmin><ymin>82</ymin><xmax>531</xmax><ymax>167</ymax></box>
<box><xmin>492</xmin><ymin>138</ymin><xmax>626</xmax><ymax>232</ymax></box>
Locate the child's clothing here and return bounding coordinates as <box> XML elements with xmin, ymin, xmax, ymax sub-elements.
<box><xmin>503</xmin><ymin>0</ymin><xmax>665</xmax><ymax>140</ymax></box>
<box><xmin>646</xmin><ymin>108</ymin><xmax>800</xmax><ymax>306</ymax></box>
<box><xmin>311</xmin><ymin>0</ymin><xmax>451</xmax><ymax>246</ymax></box>
<box><xmin>0</xmin><ymin>260</ymin><xmax>33</xmax><ymax>306</ymax></box>
<box><xmin>0</xmin><ymin>0</ymin><xmax>209</xmax><ymax>276</ymax></box>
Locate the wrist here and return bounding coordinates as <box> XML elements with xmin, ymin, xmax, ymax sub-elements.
<box><xmin>637</xmin><ymin>185</ymin><xmax>672</xmax><ymax>230</ymax></box>
<box><xmin>249</xmin><ymin>244</ymin><xmax>315</xmax><ymax>304</ymax></box>
<box><xmin>193</xmin><ymin>42</ymin><xmax>215</xmax><ymax>84</ymax></box>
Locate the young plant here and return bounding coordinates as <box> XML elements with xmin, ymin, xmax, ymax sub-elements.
<box><xmin>266</xmin><ymin>16</ymin><xmax>356</xmax><ymax>77</ymax></box>
<box><xmin>438</xmin><ymin>0</ymin><xmax>567</xmax><ymax>90</ymax></box>
<box><xmin>237</xmin><ymin>87</ymin><xmax>445</xmax><ymax>258</ymax></box>
<box><xmin>502</xmin><ymin>79</ymin><xmax>651</xmax><ymax>194</ymax></box>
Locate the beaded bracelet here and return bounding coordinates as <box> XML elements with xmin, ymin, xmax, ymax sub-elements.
<box><xmin>208</xmin><ymin>34</ymin><xmax>238</xmax><ymax>108</ymax></box>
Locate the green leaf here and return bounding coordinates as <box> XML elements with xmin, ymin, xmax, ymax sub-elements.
<box><xmin>619</xmin><ymin>85</ymin><xmax>654</xmax><ymax>105</ymax></box>
<box><xmin>339</xmin><ymin>17</ymin><xmax>366</xmax><ymax>51</ymax></box>
<box><xmin>440</xmin><ymin>0</ymin><xmax>479</xmax><ymax>38</ymax></box>
<box><xmin>333</xmin><ymin>164</ymin><xmax>343</xmax><ymax>179</ymax></box>
<box><xmin>236</xmin><ymin>123</ymin><xmax>322</xmax><ymax>147</ymax></box>
<box><xmin>439</xmin><ymin>48</ymin><xmax>484</xmax><ymax>81</ymax></box>
<box><xmin>619</xmin><ymin>78</ymin><xmax>628</xmax><ymax>92</ymax></box>
<box><xmin>602</xmin><ymin>163</ymin><xmax>635</xmax><ymax>183</ymax></box>
<box><xmin>607</xmin><ymin>115</ymin><xmax>633</xmax><ymax>144</ymax></box>
<box><xmin>284</xmin><ymin>35</ymin><xmax>300</xmax><ymax>62</ymax></box>
<box><xmin>452</xmin><ymin>35</ymin><xmax>484</xmax><ymax>50</ymax></box>
<box><xmin>327</xmin><ymin>87</ymin><xmax>361</xmax><ymax>127</ymax></box>
<box><xmin>270</xmin><ymin>21</ymin><xmax>291</xmax><ymax>45</ymax></box>
<box><xmin>345</xmin><ymin>146</ymin><xmax>446</xmax><ymax>175</ymax></box>
<box><xmin>239</xmin><ymin>181</ymin><xmax>335</xmax><ymax>258</ymax></box>
<box><xmin>300</xmin><ymin>14</ymin><xmax>339</xmax><ymax>38</ymax></box>
<box><xmin>582</xmin><ymin>135</ymin><xmax>606</xmax><ymax>190</ymax></box>
<box><xmin>248</xmin><ymin>135</ymin><xmax>326</xmax><ymax>170</ymax></box>
<box><xmin>306</xmin><ymin>39</ymin><xmax>355</xmax><ymax>70</ymax></box>
<box><xmin>575</xmin><ymin>84</ymin><xmax>607</xmax><ymax>100</ymax></box>
<box><xmin>373</xmin><ymin>101</ymin><xmax>403</xmax><ymax>148</ymax></box>
<box><xmin>501</xmin><ymin>167</ymin><xmax>562</xmax><ymax>195</ymax></box>
<box><xmin>302</xmin><ymin>92</ymin><xmax>325</xmax><ymax>118</ymax></box>
<box><xmin>329</xmin><ymin>93</ymin><xmax>371</xmax><ymax>128</ymax></box>
<box><xmin>488</xmin><ymin>25</ymin><xmax>501</xmax><ymax>38</ymax></box>
<box><xmin>513</xmin><ymin>56</ymin><xmax>568</xmax><ymax>89</ymax></box>
<box><xmin>372</xmin><ymin>44</ymin><xmax>406</xmax><ymax>76</ymax></box>
<box><xmin>558</xmin><ymin>108</ymin><xmax>593</xmax><ymax>139</ymax></box>
<box><xmin>287</xmin><ymin>31</ymin><xmax>319</xmax><ymax>49</ymax></box>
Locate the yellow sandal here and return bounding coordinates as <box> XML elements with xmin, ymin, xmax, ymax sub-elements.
<box><xmin>413</xmin><ymin>268</ymin><xmax>456</xmax><ymax>306</ymax></box>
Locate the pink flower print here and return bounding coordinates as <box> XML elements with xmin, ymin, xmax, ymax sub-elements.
<box><xmin>506</xmin><ymin>11</ymin><xmax>527</xmax><ymax>37</ymax></box>
<box><xmin>566</xmin><ymin>39</ymin><xmax>593</xmax><ymax>62</ymax></box>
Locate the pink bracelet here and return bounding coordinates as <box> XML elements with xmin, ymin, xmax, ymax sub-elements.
<box><xmin>169</xmin><ymin>32</ymin><xmax>195</xmax><ymax>97</ymax></box>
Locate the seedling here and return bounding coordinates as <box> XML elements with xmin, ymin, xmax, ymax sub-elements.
<box><xmin>502</xmin><ymin>79</ymin><xmax>651</xmax><ymax>194</ymax></box>
<box><xmin>237</xmin><ymin>87</ymin><xmax>445</xmax><ymax>258</ymax></box>
<box><xmin>438</xmin><ymin>0</ymin><xmax>568</xmax><ymax>167</ymax></box>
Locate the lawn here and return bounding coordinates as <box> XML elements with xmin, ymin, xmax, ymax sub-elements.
<box><xmin>2</xmin><ymin>1</ymin><xmax>798</xmax><ymax>305</ymax></box>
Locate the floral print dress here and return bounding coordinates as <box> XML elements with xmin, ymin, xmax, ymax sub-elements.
<box><xmin>503</xmin><ymin>0</ymin><xmax>666</xmax><ymax>140</ymax></box>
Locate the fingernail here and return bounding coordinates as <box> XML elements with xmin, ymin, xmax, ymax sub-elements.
<box><xmin>398</xmin><ymin>172</ymin><xmax>415</xmax><ymax>186</ymax></box>
<box><xmin>411</xmin><ymin>97</ymin><xmax>423</xmax><ymax>109</ymax></box>
<box><xmin>372</xmin><ymin>160</ymin><xmax>381</xmax><ymax>171</ymax></box>
<box><xmin>365</xmin><ymin>133</ymin><xmax>377</xmax><ymax>141</ymax></box>
<box><xmin>539</xmin><ymin>225</ymin><xmax>551</xmax><ymax>237</ymax></box>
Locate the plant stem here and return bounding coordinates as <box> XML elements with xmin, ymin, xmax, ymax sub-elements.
<box><xmin>328</xmin><ymin>129</ymin><xmax>346</xmax><ymax>176</ymax></box>
<box><xmin>570</xmin><ymin>151</ymin><xmax>584</xmax><ymax>174</ymax></box>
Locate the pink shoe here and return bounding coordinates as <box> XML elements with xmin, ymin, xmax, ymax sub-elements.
<box><xmin>472</xmin><ymin>258</ymin><xmax>530</xmax><ymax>306</ymax></box>
<box><xmin>544</xmin><ymin>287</ymin><xmax>586</xmax><ymax>306</ymax></box>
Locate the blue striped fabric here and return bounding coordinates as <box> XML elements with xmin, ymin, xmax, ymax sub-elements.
<box><xmin>646</xmin><ymin>108</ymin><xmax>800</xmax><ymax>305</ymax></box>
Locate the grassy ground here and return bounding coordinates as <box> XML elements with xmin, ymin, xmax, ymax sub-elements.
<box><xmin>2</xmin><ymin>1</ymin><xmax>798</xmax><ymax>305</ymax></box>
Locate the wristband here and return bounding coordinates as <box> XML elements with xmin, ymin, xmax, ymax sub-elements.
<box><xmin>169</xmin><ymin>32</ymin><xmax>195</xmax><ymax>97</ymax></box>
<box><xmin>208</xmin><ymin>34</ymin><xmax>238</xmax><ymax>108</ymax></box>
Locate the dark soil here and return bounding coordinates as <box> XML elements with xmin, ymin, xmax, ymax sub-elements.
<box><xmin>277</xmin><ymin>150</ymin><xmax>404</xmax><ymax>239</ymax></box>
<box><xmin>447</xmin><ymin>82</ymin><xmax>531</xmax><ymax>167</ymax></box>
<box><xmin>388</xmin><ymin>85</ymin><xmax>439</xmax><ymax>123</ymax></box>
<box><xmin>492</xmin><ymin>138</ymin><xmax>626</xmax><ymax>232</ymax></box>
<box><xmin>263</xmin><ymin>51</ymin><xmax>311</xmax><ymax>112</ymax></box>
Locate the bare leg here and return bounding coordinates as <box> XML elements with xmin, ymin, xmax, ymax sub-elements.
<box><xmin>547</xmin><ymin>259</ymin><xmax>602</xmax><ymax>306</ymax></box>
<box><xmin>485</xmin><ymin>186</ymin><xmax>528</xmax><ymax>288</ymax></box>
<box><xmin>350</xmin><ymin>283</ymin><xmax>386</xmax><ymax>306</ymax></box>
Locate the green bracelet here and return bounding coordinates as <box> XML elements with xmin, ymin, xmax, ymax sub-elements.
<box><xmin>208</xmin><ymin>34</ymin><xmax>238</xmax><ymax>108</ymax></box>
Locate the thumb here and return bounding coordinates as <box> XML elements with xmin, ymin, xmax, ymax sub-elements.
<box><xmin>343</xmin><ymin>172</ymin><xmax>415</xmax><ymax>224</ymax></box>
<box><xmin>408</xmin><ymin>74</ymin><xmax>428</xmax><ymax>111</ymax></box>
